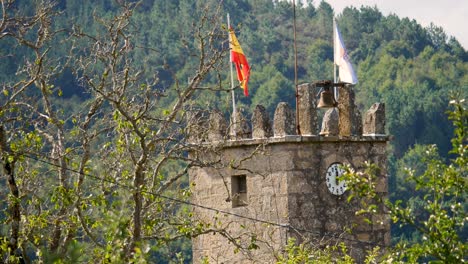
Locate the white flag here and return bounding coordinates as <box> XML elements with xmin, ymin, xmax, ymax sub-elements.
<box><xmin>334</xmin><ymin>20</ymin><xmax>358</xmax><ymax>84</ymax></box>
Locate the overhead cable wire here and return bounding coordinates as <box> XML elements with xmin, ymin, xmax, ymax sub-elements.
<box><xmin>17</xmin><ymin>152</ymin><xmax>387</xmax><ymax>248</ymax></box>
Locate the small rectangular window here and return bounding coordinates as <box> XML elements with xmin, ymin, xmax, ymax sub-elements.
<box><xmin>231</xmin><ymin>175</ymin><xmax>247</xmax><ymax>207</ymax></box>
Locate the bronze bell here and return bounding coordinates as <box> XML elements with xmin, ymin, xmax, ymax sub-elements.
<box><xmin>317</xmin><ymin>88</ymin><xmax>337</xmax><ymax>108</ymax></box>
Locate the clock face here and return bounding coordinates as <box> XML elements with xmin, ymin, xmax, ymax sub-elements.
<box><xmin>325</xmin><ymin>163</ymin><xmax>347</xmax><ymax>196</ymax></box>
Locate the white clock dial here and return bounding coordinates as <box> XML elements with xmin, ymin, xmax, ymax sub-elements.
<box><xmin>325</xmin><ymin>163</ymin><xmax>347</xmax><ymax>196</ymax></box>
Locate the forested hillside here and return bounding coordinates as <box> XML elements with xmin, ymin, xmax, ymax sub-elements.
<box><xmin>2</xmin><ymin>0</ymin><xmax>465</xmax><ymax>159</ymax></box>
<box><xmin>0</xmin><ymin>0</ymin><xmax>466</xmax><ymax>262</ymax></box>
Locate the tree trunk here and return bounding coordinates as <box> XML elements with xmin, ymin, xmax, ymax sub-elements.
<box><xmin>0</xmin><ymin>127</ymin><xmax>20</xmax><ymax>258</ymax></box>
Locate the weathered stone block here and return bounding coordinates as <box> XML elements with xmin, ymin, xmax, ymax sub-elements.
<box><xmin>337</xmin><ymin>84</ymin><xmax>361</xmax><ymax>136</ymax></box>
<box><xmin>372</xmin><ymin>214</ymin><xmax>390</xmax><ymax>231</ymax></box>
<box><xmin>298</xmin><ymin>83</ymin><xmax>318</xmax><ymax>135</ymax></box>
<box><xmin>268</xmin><ymin>173</ymin><xmax>288</xmax><ymax>195</ymax></box>
<box><xmin>320</xmin><ymin>108</ymin><xmax>339</xmax><ymax>136</ymax></box>
<box><xmin>354</xmin><ymin>214</ymin><xmax>372</xmax><ymax>232</ymax></box>
<box><xmin>384</xmin><ymin>231</ymin><xmax>391</xmax><ymax>245</ymax></box>
<box><xmin>267</xmin><ymin>149</ymin><xmax>295</xmax><ymax>171</ymax></box>
<box><xmin>273</xmin><ymin>102</ymin><xmax>296</xmax><ymax>136</ymax></box>
<box><xmin>363</xmin><ymin>103</ymin><xmax>386</xmax><ymax>135</ymax></box>
<box><xmin>325</xmin><ymin>221</ymin><xmax>339</xmax><ymax>231</ymax></box>
<box><xmin>353</xmin><ymin>107</ymin><xmax>363</xmax><ymax>136</ymax></box>
<box><xmin>252</xmin><ymin>105</ymin><xmax>273</xmax><ymax>138</ymax></box>
<box><xmin>208</xmin><ymin>109</ymin><xmax>227</xmax><ymax>141</ymax></box>
<box><xmin>230</xmin><ymin>108</ymin><xmax>251</xmax><ymax>139</ymax></box>
<box><xmin>186</xmin><ymin>110</ymin><xmax>209</xmax><ymax>143</ymax></box>
<box><xmin>375</xmin><ymin>174</ymin><xmax>388</xmax><ymax>193</ymax></box>
<box><xmin>356</xmin><ymin>232</ymin><xmax>371</xmax><ymax>242</ymax></box>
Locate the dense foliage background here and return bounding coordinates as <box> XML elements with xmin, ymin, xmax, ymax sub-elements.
<box><xmin>0</xmin><ymin>0</ymin><xmax>466</xmax><ymax>262</ymax></box>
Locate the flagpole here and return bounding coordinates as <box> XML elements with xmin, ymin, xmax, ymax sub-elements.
<box><xmin>333</xmin><ymin>17</ymin><xmax>337</xmax><ymax>99</ymax></box>
<box><xmin>227</xmin><ymin>13</ymin><xmax>237</xmax><ymax>137</ymax></box>
<box><xmin>292</xmin><ymin>0</ymin><xmax>301</xmax><ymax>135</ymax></box>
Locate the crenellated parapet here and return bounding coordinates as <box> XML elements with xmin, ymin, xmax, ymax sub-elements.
<box><xmin>189</xmin><ymin>83</ymin><xmax>386</xmax><ymax>144</ymax></box>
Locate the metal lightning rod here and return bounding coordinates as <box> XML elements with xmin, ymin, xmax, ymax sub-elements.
<box><xmin>293</xmin><ymin>0</ymin><xmax>301</xmax><ymax>135</ymax></box>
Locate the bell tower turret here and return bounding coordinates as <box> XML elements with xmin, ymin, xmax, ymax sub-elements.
<box><xmin>188</xmin><ymin>82</ymin><xmax>389</xmax><ymax>263</ymax></box>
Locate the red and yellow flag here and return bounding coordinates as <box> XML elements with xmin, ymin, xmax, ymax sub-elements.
<box><xmin>229</xmin><ymin>27</ymin><xmax>250</xmax><ymax>96</ymax></box>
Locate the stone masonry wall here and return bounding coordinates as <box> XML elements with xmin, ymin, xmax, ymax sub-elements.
<box><xmin>189</xmin><ymin>144</ymin><xmax>291</xmax><ymax>263</ymax></box>
<box><xmin>286</xmin><ymin>140</ymin><xmax>388</xmax><ymax>262</ymax></box>
<box><xmin>190</xmin><ymin>138</ymin><xmax>389</xmax><ymax>263</ymax></box>
<box><xmin>189</xmin><ymin>82</ymin><xmax>389</xmax><ymax>263</ymax></box>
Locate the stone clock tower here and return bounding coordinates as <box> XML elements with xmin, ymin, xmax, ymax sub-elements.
<box><xmin>188</xmin><ymin>83</ymin><xmax>389</xmax><ymax>263</ymax></box>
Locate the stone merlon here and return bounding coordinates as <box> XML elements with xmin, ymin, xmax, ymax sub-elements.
<box><xmin>363</xmin><ymin>103</ymin><xmax>386</xmax><ymax>136</ymax></box>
